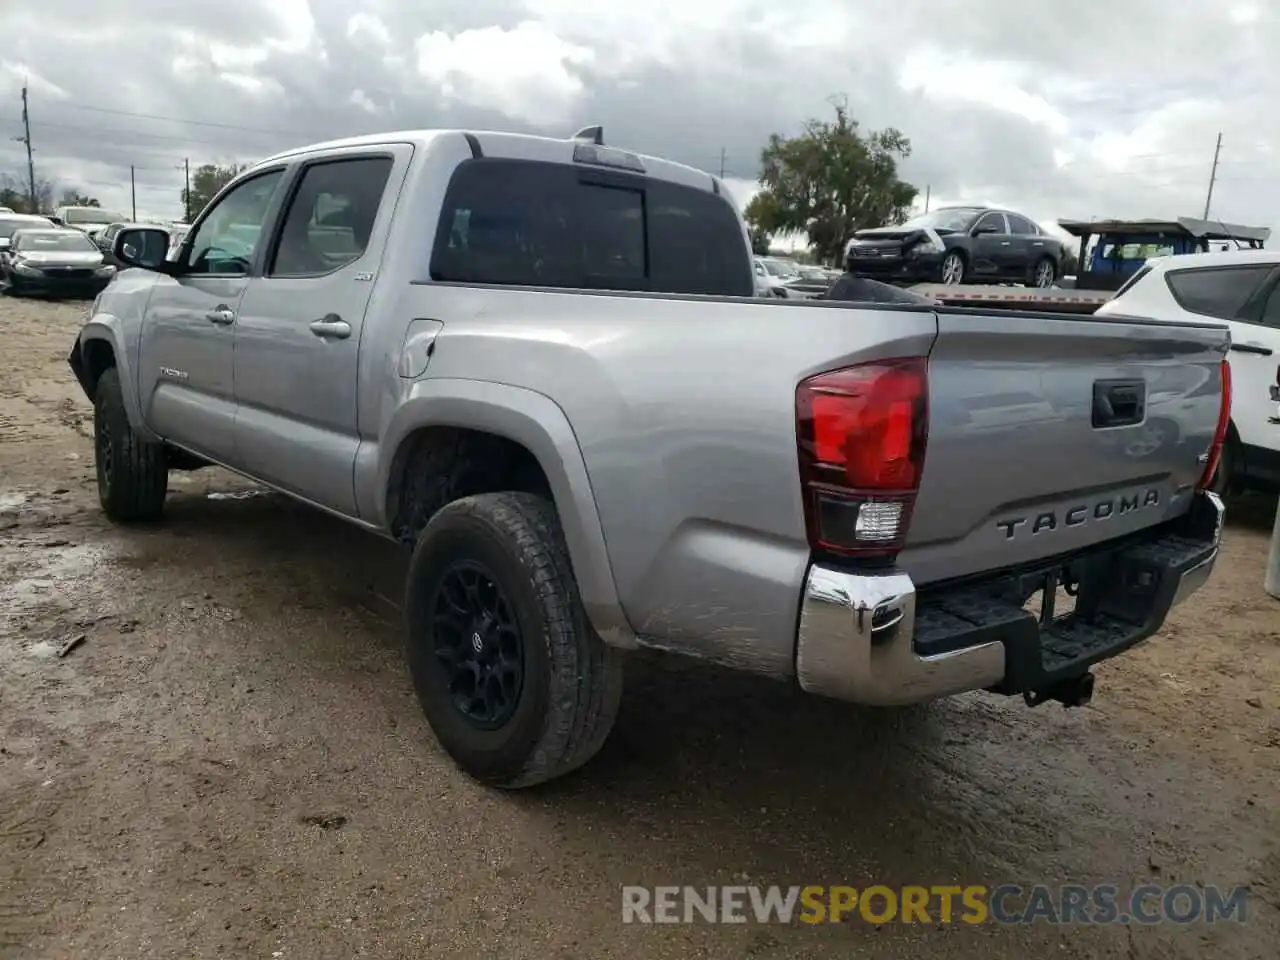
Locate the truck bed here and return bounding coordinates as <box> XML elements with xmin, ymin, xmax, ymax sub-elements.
<box><xmin>406</xmin><ymin>285</ymin><xmax>1228</xmax><ymax>671</ymax></box>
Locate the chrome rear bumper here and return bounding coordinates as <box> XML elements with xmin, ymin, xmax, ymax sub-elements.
<box><xmin>795</xmin><ymin>492</ymin><xmax>1225</xmax><ymax>706</ymax></box>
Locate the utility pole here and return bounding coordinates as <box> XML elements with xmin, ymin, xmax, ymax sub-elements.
<box><xmin>177</xmin><ymin>158</ymin><xmax>191</xmax><ymax>221</ymax></box>
<box><xmin>19</xmin><ymin>83</ymin><xmax>37</xmax><ymax>212</ymax></box>
<box><xmin>130</xmin><ymin>166</ymin><xmax>137</xmax><ymax>220</ymax></box>
<box><xmin>924</xmin><ymin>184</ymin><xmax>931</xmax><ymax>213</ymax></box>
<box><xmin>719</xmin><ymin>147</ymin><xmax>726</xmax><ymax>180</ymax></box>
<box><xmin>1202</xmin><ymin>132</ymin><xmax>1222</xmax><ymax>219</ymax></box>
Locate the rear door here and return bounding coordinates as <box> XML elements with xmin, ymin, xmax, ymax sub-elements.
<box><xmin>1007</xmin><ymin>213</ymin><xmax>1042</xmax><ymax>279</ymax></box>
<box><xmin>231</xmin><ymin>147</ymin><xmax>406</xmax><ymax>515</ymax></box>
<box><xmin>968</xmin><ymin>211</ymin><xmax>1012</xmax><ymax>278</ymax></box>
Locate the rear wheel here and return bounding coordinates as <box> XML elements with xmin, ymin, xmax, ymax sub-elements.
<box><xmin>940</xmin><ymin>251</ymin><xmax>966</xmax><ymax>285</ymax></box>
<box><xmin>1031</xmin><ymin>257</ymin><xmax>1056</xmax><ymax>288</ymax></box>
<box><xmin>404</xmin><ymin>492</ymin><xmax>624</xmax><ymax>788</ymax></box>
<box><xmin>94</xmin><ymin>367</ymin><xmax>168</xmax><ymax>522</ymax></box>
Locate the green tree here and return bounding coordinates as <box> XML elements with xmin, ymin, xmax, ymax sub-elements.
<box><xmin>743</xmin><ymin>100</ymin><xmax>918</xmax><ymax>266</ymax></box>
<box><xmin>58</xmin><ymin>189</ymin><xmax>100</xmax><ymax>207</ymax></box>
<box><xmin>182</xmin><ymin>163</ymin><xmax>247</xmax><ymax>220</ymax></box>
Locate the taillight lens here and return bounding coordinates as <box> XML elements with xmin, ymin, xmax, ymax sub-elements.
<box><xmin>1197</xmin><ymin>357</ymin><xmax>1232</xmax><ymax>491</ymax></box>
<box><xmin>796</xmin><ymin>357</ymin><xmax>929</xmax><ymax>558</ymax></box>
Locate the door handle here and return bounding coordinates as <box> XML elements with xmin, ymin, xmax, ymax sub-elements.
<box><xmin>310</xmin><ymin>315</ymin><xmax>351</xmax><ymax>340</ymax></box>
<box><xmin>1000</xmin><ymin>241</ymin><xmax>1011</xmax><ymax>246</ymax></box>
<box><xmin>1231</xmin><ymin>343</ymin><xmax>1273</xmax><ymax>356</ymax></box>
<box><xmin>206</xmin><ymin>306</ymin><xmax>236</xmax><ymax>325</ymax></box>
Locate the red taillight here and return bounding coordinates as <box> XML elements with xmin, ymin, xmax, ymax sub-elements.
<box><xmin>1197</xmin><ymin>357</ymin><xmax>1232</xmax><ymax>491</ymax></box>
<box><xmin>796</xmin><ymin>357</ymin><xmax>929</xmax><ymax>558</ymax></box>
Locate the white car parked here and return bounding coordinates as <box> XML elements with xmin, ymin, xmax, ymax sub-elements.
<box><xmin>1095</xmin><ymin>249</ymin><xmax>1280</xmax><ymax>494</ymax></box>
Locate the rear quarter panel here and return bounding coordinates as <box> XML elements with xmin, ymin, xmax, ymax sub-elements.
<box><xmin>413</xmin><ymin>288</ymin><xmax>938</xmax><ymax>674</ymax></box>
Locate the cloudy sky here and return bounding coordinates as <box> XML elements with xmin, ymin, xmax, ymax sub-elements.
<box><xmin>1</xmin><ymin>0</ymin><xmax>1276</xmax><ymax>247</ymax></box>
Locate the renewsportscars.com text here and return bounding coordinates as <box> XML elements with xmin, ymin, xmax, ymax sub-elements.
<box><xmin>621</xmin><ymin>884</ymin><xmax>1249</xmax><ymax>926</ymax></box>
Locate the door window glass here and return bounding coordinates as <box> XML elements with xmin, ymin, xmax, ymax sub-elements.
<box><xmin>972</xmin><ymin>212</ymin><xmax>1006</xmax><ymax>234</ymax></box>
<box><xmin>1007</xmin><ymin>214</ymin><xmax>1037</xmax><ymax>235</ymax></box>
<box><xmin>269</xmin><ymin>157</ymin><xmax>394</xmax><ymax>277</ymax></box>
<box><xmin>185</xmin><ymin>170</ymin><xmax>284</xmax><ymax>276</ymax></box>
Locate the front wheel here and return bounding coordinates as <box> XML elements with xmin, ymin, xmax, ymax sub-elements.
<box><xmin>404</xmin><ymin>492</ymin><xmax>624</xmax><ymax>788</ymax></box>
<box><xmin>93</xmin><ymin>367</ymin><xmax>168</xmax><ymax>522</ymax></box>
<box><xmin>940</xmin><ymin>251</ymin><xmax>966</xmax><ymax>285</ymax></box>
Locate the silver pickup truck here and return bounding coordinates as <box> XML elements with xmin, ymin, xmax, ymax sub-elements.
<box><xmin>69</xmin><ymin>127</ymin><xmax>1231</xmax><ymax>788</ymax></box>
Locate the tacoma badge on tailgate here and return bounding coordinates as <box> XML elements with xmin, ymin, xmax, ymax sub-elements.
<box><xmin>996</xmin><ymin>488</ymin><xmax>1161</xmax><ymax>540</ymax></box>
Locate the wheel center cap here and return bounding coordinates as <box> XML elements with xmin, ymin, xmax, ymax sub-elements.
<box><xmin>471</xmin><ymin>631</ymin><xmax>483</xmax><ymax>653</ymax></box>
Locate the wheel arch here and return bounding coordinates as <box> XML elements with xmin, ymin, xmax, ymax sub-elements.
<box><xmin>70</xmin><ymin>321</ymin><xmax>161</xmax><ymax>443</ymax></box>
<box><xmin>375</xmin><ymin>379</ymin><xmax>637</xmax><ymax>648</ymax></box>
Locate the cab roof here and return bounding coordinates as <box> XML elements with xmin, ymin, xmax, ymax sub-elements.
<box><xmin>255</xmin><ymin>128</ymin><xmax>724</xmax><ymax>196</ymax></box>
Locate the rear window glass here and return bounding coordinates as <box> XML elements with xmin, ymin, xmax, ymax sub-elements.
<box><xmin>429</xmin><ymin>158</ymin><xmax>752</xmax><ymax>296</ymax></box>
<box><xmin>1164</xmin><ymin>265</ymin><xmax>1272</xmax><ymax>319</ymax></box>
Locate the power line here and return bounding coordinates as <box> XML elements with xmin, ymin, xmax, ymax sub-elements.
<box><xmin>13</xmin><ymin>115</ymin><xmax>256</xmax><ymax>149</ymax></box>
<box><xmin>57</xmin><ymin>100</ymin><xmax>327</xmax><ymax>139</ymax></box>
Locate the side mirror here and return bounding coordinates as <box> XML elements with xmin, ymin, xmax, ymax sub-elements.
<box><xmin>113</xmin><ymin>227</ymin><xmax>172</xmax><ymax>271</ymax></box>
<box><xmin>972</xmin><ymin>224</ymin><xmax>1000</xmax><ymax>236</ymax></box>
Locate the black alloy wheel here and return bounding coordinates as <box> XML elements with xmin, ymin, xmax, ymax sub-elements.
<box><xmin>430</xmin><ymin>559</ymin><xmax>525</xmax><ymax>729</ymax></box>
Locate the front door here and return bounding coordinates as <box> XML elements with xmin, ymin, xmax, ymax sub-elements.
<box><xmin>137</xmin><ymin>169</ymin><xmax>286</xmax><ymax>462</ymax></box>
<box><xmin>968</xmin><ymin>211</ymin><xmax>1012</xmax><ymax>278</ymax></box>
<box><xmin>232</xmin><ymin>149</ymin><xmax>405</xmax><ymax>515</ymax></box>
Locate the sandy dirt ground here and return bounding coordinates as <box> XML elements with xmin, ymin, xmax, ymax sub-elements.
<box><xmin>1</xmin><ymin>297</ymin><xmax>1277</xmax><ymax>960</ymax></box>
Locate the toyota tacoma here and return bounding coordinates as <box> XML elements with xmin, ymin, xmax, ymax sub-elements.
<box><xmin>69</xmin><ymin>127</ymin><xmax>1230</xmax><ymax>787</ymax></box>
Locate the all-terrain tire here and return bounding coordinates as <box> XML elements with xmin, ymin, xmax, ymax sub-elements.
<box><xmin>93</xmin><ymin>366</ymin><xmax>168</xmax><ymax>522</ymax></box>
<box><xmin>404</xmin><ymin>491</ymin><xmax>624</xmax><ymax>788</ymax></box>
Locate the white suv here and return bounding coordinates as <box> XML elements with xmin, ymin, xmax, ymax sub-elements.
<box><xmin>1095</xmin><ymin>249</ymin><xmax>1280</xmax><ymax>494</ymax></box>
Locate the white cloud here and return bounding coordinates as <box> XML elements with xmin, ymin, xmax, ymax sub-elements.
<box><xmin>347</xmin><ymin>12</ymin><xmax>392</xmax><ymax>47</ymax></box>
<box><xmin>897</xmin><ymin>48</ymin><xmax>1070</xmax><ymax>138</ymax></box>
<box><xmin>0</xmin><ymin>62</ymin><xmax>69</xmax><ymax>99</ymax></box>
<box><xmin>349</xmin><ymin>89</ymin><xmax>379</xmax><ymax>114</ymax></box>
<box><xmin>0</xmin><ymin>0</ymin><xmax>1277</xmax><ymax>241</ymax></box>
<box><xmin>414</xmin><ymin>21</ymin><xmax>594</xmax><ymax>127</ymax></box>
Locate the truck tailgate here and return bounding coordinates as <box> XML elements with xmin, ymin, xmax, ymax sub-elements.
<box><xmin>899</xmin><ymin>310</ymin><xmax>1229</xmax><ymax>586</ymax></box>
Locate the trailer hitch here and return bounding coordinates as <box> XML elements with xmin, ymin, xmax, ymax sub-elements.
<box><xmin>1024</xmin><ymin>671</ymin><xmax>1095</xmax><ymax>709</ymax></box>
